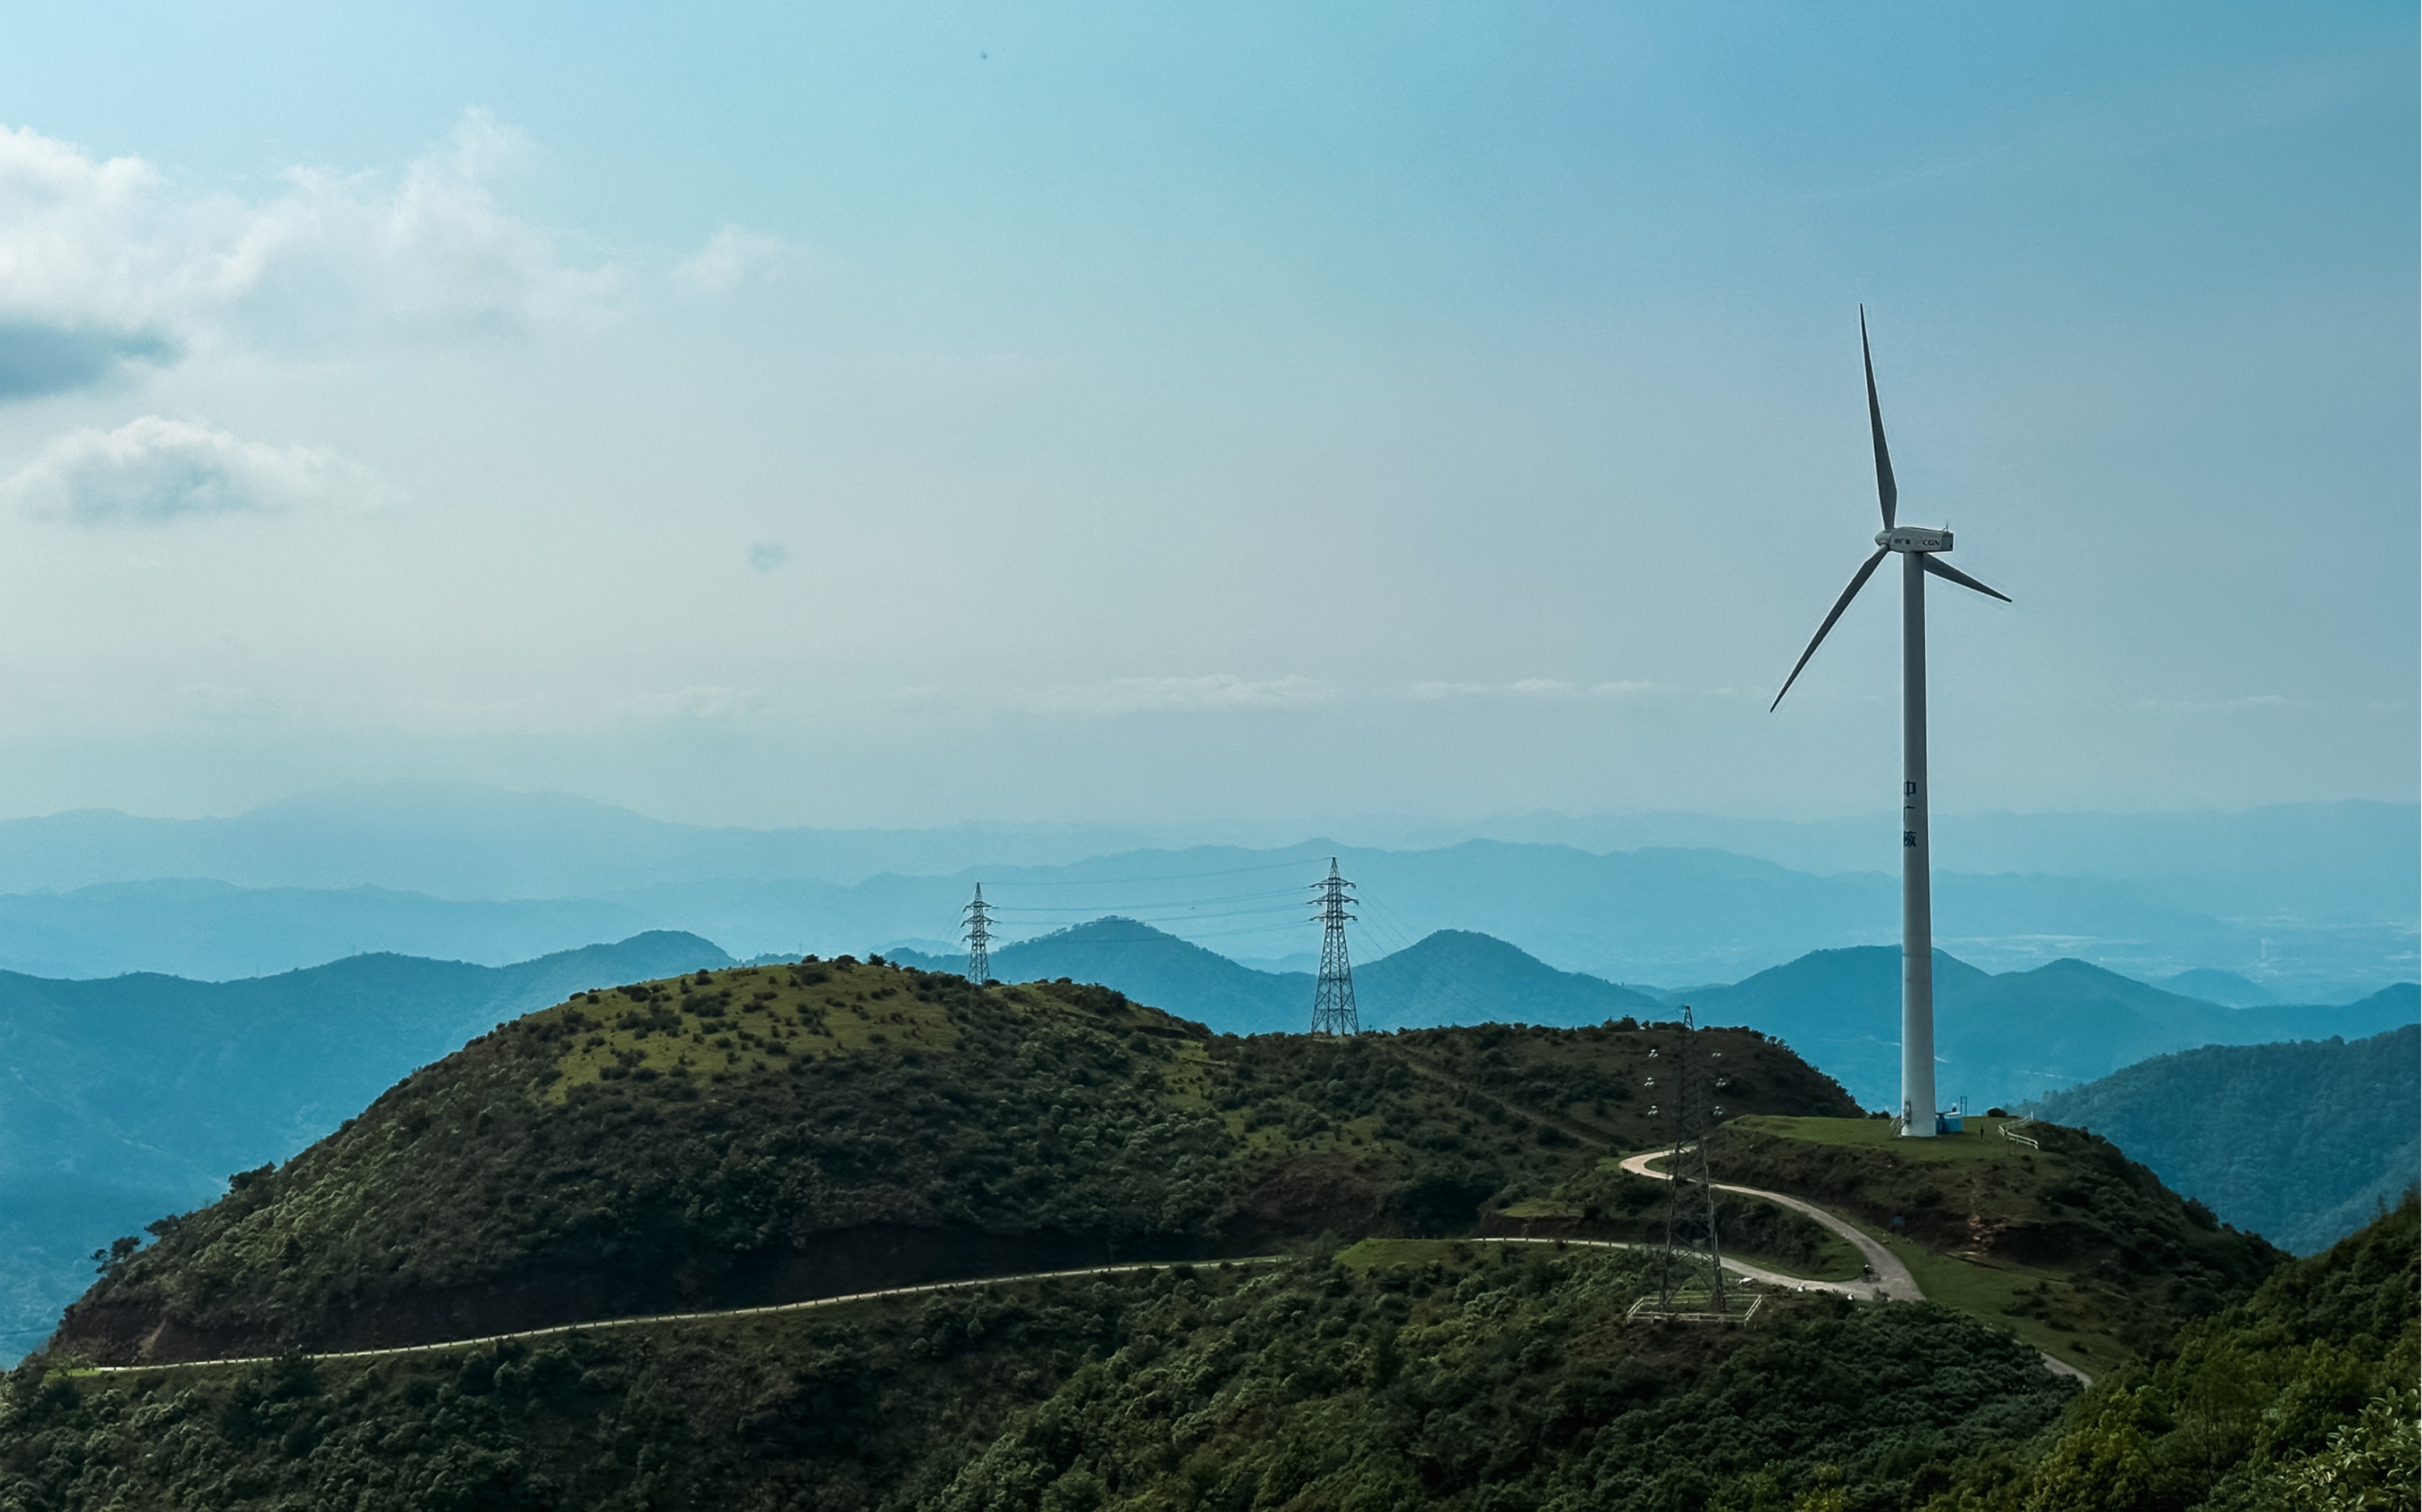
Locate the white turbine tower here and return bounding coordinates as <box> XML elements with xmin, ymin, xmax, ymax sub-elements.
<box><xmin>1771</xmin><ymin>310</ymin><xmax>2009</xmax><ymax>1138</ymax></box>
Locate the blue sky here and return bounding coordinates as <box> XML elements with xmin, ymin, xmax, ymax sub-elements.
<box><xmin>0</xmin><ymin>2</ymin><xmax>2408</xmax><ymax>826</ymax></box>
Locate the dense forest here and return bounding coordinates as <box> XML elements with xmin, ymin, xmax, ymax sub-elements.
<box><xmin>6</xmin><ymin>1199</ymin><xmax>2410</xmax><ymax>1510</ymax></box>
<box><xmin>2038</xmin><ymin>1024</ymin><xmax>2420</xmax><ymax>1254</ymax></box>
<box><xmin>5</xmin><ymin>1248</ymin><xmax>2079</xmax><ymax>1510</ymax></box>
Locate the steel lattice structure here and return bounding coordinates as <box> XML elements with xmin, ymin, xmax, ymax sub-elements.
<box><xmin>1308</xmin><ymin>858</ymin><xmax>1359</xmax><ymax>1036</ymax></box>
<box><xmin>963</xmin><ymin>884</ymin><xmax>994</xmax><ymax>983</ymax></box>
<box><xmin>1655</xmin><ymin>1006</ymin><xmax>1731</xmax><ymax>1318</ymax></box>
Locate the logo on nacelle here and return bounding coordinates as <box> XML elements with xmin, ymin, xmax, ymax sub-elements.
<box><xmin>1876</xmin><ymin>526</ymin><xmax>1953</xmax><ymax>553</ymax></box>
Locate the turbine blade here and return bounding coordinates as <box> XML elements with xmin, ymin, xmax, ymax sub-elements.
<box><xmin>1920</xmin><ymin>553</ymin><xmax>2011</xmax><ymax>602</ymax></box>
<box><xmin>1861</xmin><ymin>307</ymin><xmax>1898</xmax><ymax>530</ymax></box>
<box><xmin>1771</xmin><ymin>546</ymin><xmax>1891</xmax><ymax>712</ymax></box>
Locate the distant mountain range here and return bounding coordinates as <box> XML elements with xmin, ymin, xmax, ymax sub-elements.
<box><xmin>888</xmin><ymin>919</ymin><xmax>2417</xmax><ymax>1112</ymax></box>
<box><xmin>0</xmin><ymin>930</ymin><xmax>732</xmax><ymax>1360</ymax></box>
<box><xmin>2038</xmin><ymin>1026</ymin><xmax>2420</xmax><ymax>1255</ymax></box>
<box><xmin>0</xmin><ymin>842</ymin><xmax>2407</xmax><ymax>1004</ymax></box>
<box><xmin>0</xmin><ymin>783</ymin><xmax>2406</xmax><ymax>998</ymax></box>
<box><xmin>1684</xmin><ymin>947</ymin><xmax>2419</xmax><ymax>1111</ymax></box>
<box><xmin>889</xmin><ymin>919</ymin><xmax>1660</xmax><ymax>1035</ymax></box>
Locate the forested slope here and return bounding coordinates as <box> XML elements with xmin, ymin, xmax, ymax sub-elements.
<box><xmin>3</xmin><ymin>1250</ymin><xmax>2079</xmax><ymax>1511</ymax></box>
<box><xmin>2038</xmin><ymin>1024</ymin><xmax>2420</xmax><ymax>1253</ymax></box>
<box><xmin>1924</xmin><ymin>1193</ymin><xmax>2418</xmax><ymax>1510</ymax></box>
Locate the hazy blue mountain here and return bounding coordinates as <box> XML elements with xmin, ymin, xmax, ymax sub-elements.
<box><xmin>2156</xmin><ymin>968</ymin><xmax>2281</xmax><ymax>1007</ymax></box>
<box><xmin>0</xmin><ymin>783</ymin><xmax>2405</xmax><ymax>921</ymax></box>
<box><xmin>891</xmin><ymin>918</ymin><xmax>1309</xmax><ymax>1033</ymax></box>
<box><xmin>0</xmin><ymin>879</ymin><xmax>649</xmax><ymax>981</ymax></box>
<box><xmin>0</xmin><ymin>931</ymin><xmax>731</xmax><ymax>1364</ymax></box>
<box><xmin>1686</xmin><ymin>947</ymin><xmax>2422</xmax><ymax>1111</ymax></box>
<box><xmin>1355</xmin><ymin>929</ymin><xmax>1661</xmax><ymax>1030</ymax></box>
<box><xmin>888</xmin><ymin>920</ymin><xmax>1661</xmax><ymax>1037</ymax></box>
<box><xmin>0</xmin><ymin>783</ymin><xmax>2405</xmax><ymax>998</ymax></box>
<box><xmin>2037</xmin><ymin>1026</ymin><xmax>2420</xmax><ymax>1254</ymax></box>
<box><xmin>1</xmin><ymin>836</ymin><xmax>2403</xmax><ymax>1002</ymax></box>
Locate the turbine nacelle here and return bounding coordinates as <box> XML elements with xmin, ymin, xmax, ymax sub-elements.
<box><xmin>1877</xmin><ymin>526</ymin><xmax>1952</xmax><ymax>553</ymax></box>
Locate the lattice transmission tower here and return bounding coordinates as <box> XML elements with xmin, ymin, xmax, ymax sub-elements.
<box><xmin>963</xmin><ymin>884</ymin><xmax>994</xmax><ymax>983</ymax></box>
<box><xmin>1652</xmin><ymin>1006</ymin><xmax>1731</xmax><ymax>1319</ymax></box>
<box><xmin>1309</xmin><ymin>858</ymin><xmax>1359</xmax><ymax>1035</ymax></box>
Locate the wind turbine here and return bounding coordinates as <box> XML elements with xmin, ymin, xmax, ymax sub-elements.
<box><xmin>1771</xmin><ymin>309</ymin><xmax>2008</xmax><ymax>1138</ymax></box>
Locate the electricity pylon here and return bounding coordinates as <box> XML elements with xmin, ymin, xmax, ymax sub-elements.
<box><xmin>963</xmin><ymin>884</ymin><xmax>993</xmax><ymax>983</ymax></box>
<box><xmin>1655</xmin><ymin>1006</ymin><xmax>1729</xmax><ymax>1318</ymax></box>
<box><xmin>1309</xmin><ymin>858</ymin><xmax>1359</xmax><ymax>1035</ymax></box>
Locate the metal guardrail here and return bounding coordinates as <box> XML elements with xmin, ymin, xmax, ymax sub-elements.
<box><xmin>2000</xmin><ymin>1116</ymin><xmax>2040</xmax><ymax>1150</ymax></box>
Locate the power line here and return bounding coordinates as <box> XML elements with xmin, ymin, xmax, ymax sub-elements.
<box><xmin>999</xmin><ymin>920</ymin><xmax>1311</xmax><ymax>946</ymax></box>
<box><xmin>991</xmin><ymin>903</ymin><xmax>1305</xmax><ymax>924</ymax></box>
<box><xmin>979</xmin><ymin>858</ymin><xmax>1317</xmax><ymax>888</ymax></box>
<box><xmin>990</xmin><ymin>885</ymin><xmax>1305</xmax><ymax>910</ymax></box>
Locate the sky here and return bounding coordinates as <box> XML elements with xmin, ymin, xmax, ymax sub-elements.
<box><xmin>0</xmin><ymin>2</ymin><xmax>2409</xmax><ymax>829</ymax></box>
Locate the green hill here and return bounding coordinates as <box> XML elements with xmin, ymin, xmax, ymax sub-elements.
<box><xmin>5</xmin><ymin>956</ymin><xmax>2365</xmax><ymax>1510</ymax></box>
<box><xmin>2037</xmin><ymin>1025</ymin><xmax>2420</xmax><ymax>1254</ymax></box>
<box><xmin>0</xmin><ymin>931</ymin><xmax>732</xmax><ymax>1363</ymax></box>
<box><xmin>44</xmin><ymin>957</ymin><xmax>1852</xmax><ymax>1363</ymax></box>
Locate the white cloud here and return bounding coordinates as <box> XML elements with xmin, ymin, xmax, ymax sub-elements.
<box><xmin>1023</xmin><ymin>674</ymin><xmax>1334</xmax><ymax>715</ymax></box>
<box><xmin>1410</xmin><ymin>678</ymin><xmax>1661</xmax><ymax>701</ymax></box>
<box><xmin>674</xmin><ymin>225</ymin><xmax>787</xmax><ymax>295</ymax></box>
<box><xmin>624</xmin><ymin>686</ymin><xmax>769</xmax><ymax>722</ymax></box>
<box><xmin>0</xmin><ymin>416</ymin><xmax>387</xmax><ymax>526</ymax></box>
<box><xmin>0</xmin><ymin>111</ymin><xmax>620</xmax><ymax>393</ymax></box>
<box><xmin>222</xmin><ymin>110</ymin><xmax>621</xmax><ymax>340</ymax></box>
<box><xmin>2135</xmin><ymin>693</ymin><xmax>2302</xmax><ymax>712</ymax></box>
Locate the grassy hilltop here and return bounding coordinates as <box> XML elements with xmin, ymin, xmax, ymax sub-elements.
<box><xmin>1699</xmin><ymin>1115</ymin><xmax>2284</xmax><ymax>1371</ymax></box>
<box><xmin>48</xmin><ymin>956</ymin><xmax>1853</xmax><ymax>1363</ymax></box>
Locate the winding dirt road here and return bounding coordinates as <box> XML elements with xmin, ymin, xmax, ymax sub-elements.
<box><xmin>76</xmin><ymin>1162</ymin><xmax>2088</xmax><ymax>1387</ymax></box>
<box><xmin>75</xmin><ymin>1258</ymin><xmax>1281</xmax><ymax>1376</ymax></box>
<box><xmin>1618</xmin><ymin>1147</ymin><xmax>1921</xmax><ymax>1301</ymax></box>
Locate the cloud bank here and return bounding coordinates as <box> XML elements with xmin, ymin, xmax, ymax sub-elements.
<box><xmin>0</xmin><ymin>416</ymin><xmax>385</xmax><ymax>526</ymax></box>
<box><xmin>0</xmin><ymin>112</ymin><xmax>774</xmax><ymax>397</ymax></box>
<box><xmin>1022</xmin><ymin>674</ymin><xmax>1335</xmax><ymax>715</ymax></box>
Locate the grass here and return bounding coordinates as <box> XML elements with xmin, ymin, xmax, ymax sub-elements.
<box><xmin>1878</xmin><ymin>1235</ymin><xmax>2125</xmax><ymax>1373</ymax></box>
<box><xmin>1765</xmin><ymin>1228</ymin><xmax>1865</xmax><ymax>1283</ymax></box>
<box><xmin>1586</xmin><ymin>1118</ymin><xmax>2177</xmax><ymax>1371</ymax></box>
<box><xmin>1734</xmin><ymin>1115</ymin><xmax>2044</xmax><ymax>1161</ymax></box>
<box><xmin>1333</xmin><ymin>1238</ymin><xmax>1495</xmax><ymax>1273</ymax></box>
<box><xmin>1342</xmin><ymin>1222</ymin><xmax>1865</xmax><ymax>1286</ymax></box>
<box><xmin>544</xmin><ymin>959</ymin><xmax>963</xmax><ymax>1102</ymax></box>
